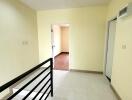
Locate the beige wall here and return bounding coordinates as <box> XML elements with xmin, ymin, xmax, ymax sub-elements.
<box><xmin>37</xmin><ymin>6</ymin><xmax>107</xmax><ymax>71</ymax></box>
<box><xmin>0</xmin><ymin>0</ymin><xmax>39</xmax><ymax>97</ymax></box>
<box><xmin>0</xmin><ymin>0</ymin><xmax>131</xmax><ymax>99</ymax></box>
<box><xmin>61</xmin><ymin>26</ymin><xmax>69</xmax><ymax>52</ymax></box>
<box><xmin>107</xmin><ymin>0</ymin><xmax>132</xmax><ymax>100</ymax></box>
<box><xmin>53</xmin><ymin>25</ymin><xmax>61</xmax><ymax>56</ymax></box>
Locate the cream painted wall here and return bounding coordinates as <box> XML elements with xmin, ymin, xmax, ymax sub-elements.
<box><xmin>107</xmin><ymin>0</ymin><xmax>132</xmax><ymax>100</ymax></box>
<box><xmin>53</xmin><ymin>25</ymin><xmax>61</xmax><ymax>56</ymax></box>
<box><xmin>0</xmin><ymin>0</ymin><xmax>38</xmax><ymax>97</ymax></box>
<box><xmin>37</xmin><ymin>6</ymin><xmax>107</xmax><ymax>71</ymax></box>
<box><xmin>61</xmin><ymin>27</ymin><xmax>69</xmax><ymax>52</ymax></box>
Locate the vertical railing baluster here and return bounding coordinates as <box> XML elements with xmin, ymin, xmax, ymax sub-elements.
<box><xmin>50</xmin><ymin>58</ymin><xmax>53</xmax><ymax>97</ymax></box>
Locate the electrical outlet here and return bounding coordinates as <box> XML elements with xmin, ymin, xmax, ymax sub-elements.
<box><xmin>122</xmin><ymin>44</ymin><xmax>126</xmax><ymax>49</ymax></box>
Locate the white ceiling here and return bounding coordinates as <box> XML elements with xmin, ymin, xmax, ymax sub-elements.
<box><xmin>20</xmin><ymin>0</ymin><xmax>111</xmax><ymax>10</ymax></box>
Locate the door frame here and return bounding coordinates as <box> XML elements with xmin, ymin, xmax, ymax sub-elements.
<box><xmin>51</xmin><ymin>23</ymin><xmax>70</xmax><ymax>69</ymax></box>
<box><xmin>104</xmin><ymin>17</ymin><xmax>117</xmax><ymax>81</ymax></box>
<box><xmin>51</xmin><ymin>24</ymin><xmax>55</xmax><ymax>68</ymax></box>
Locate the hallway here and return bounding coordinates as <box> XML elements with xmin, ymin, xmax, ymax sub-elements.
<box><xmin>11</xmin><ymin>69</ymin><xmax>117</xmax><ymax>100</ymax></box>
<box><xmin>1</xmin><ymin>0</ymin><xmax>131</xmax><ymax>99</ymax></box>
<box><xmin>48</xmin><ymin>70</ymin><xmax>117</xmax><ymax>100</ymax></box>
<box><xmin>54</xmin><ymin>53</ymin><xmax>69</xmax><ymax>70</ymax></box>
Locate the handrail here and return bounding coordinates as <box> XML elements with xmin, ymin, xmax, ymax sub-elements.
<box><xmin>0</xmin><ymin>58</ymin><xmax>53</xmax><ymax>100</ymax></box>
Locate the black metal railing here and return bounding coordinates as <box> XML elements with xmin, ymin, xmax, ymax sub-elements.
<box><xmin>0</xmin><ymin>58</ymin><xmax>53</xmax><ymax>100</ymax></box>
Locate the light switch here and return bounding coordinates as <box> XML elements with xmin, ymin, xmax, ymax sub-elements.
<box><xmin>22</xmin><ymin>41</ymin><xmax>28</xmax><ymax>45</ymax></box>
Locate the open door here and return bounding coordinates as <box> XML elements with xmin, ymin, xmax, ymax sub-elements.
<box><xmin>51</xmin><ymin>25</ymin><xmax>55</xmax><ymax>68</ymax></box>
<box><xmin>105</xmin><ymin>18</ymin><xmax>117</xmax><ymax>80</ymax></box>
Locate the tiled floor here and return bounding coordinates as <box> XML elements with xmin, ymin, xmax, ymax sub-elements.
<box><xmin>48</xmin><ymin>70</ymin><xmax>118</xmax><ymax>100</ymax></box>
<box><xmin>54</xmin><ymin>53</ymin><xmax>69</xmax><ymax>70</ymax></box>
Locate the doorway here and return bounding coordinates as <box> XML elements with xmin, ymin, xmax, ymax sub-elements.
<box><xmin>105</xmin><ymin>18</ymin><xmax>117</xmax><ymax>81</ymax></box>
<box><xmin>51</xmin><ymin>24</ymin><xmax>69</xmax><ymax>70</ymax></box>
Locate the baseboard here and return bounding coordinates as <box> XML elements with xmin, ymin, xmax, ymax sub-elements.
<box><xmin>70</xmin><ymin>69</ymin><xmax>103</xmax><ymax>74</ymax></box>
<box><xmin>54</xmin><ymin>52</ymin><xmax>62</xmax><ymax>58</ymax></box>
<box><xmin>61</xmin><ymin>52</ymin><xmax>69</xmax><ymax>54</ymax></box>
<box><xmin>106</xmin><ymin>76</ymin><xmax>111</xmax><ymax>82</ymax></box>
<box><xmin>110</xmin><ymin>84</ymin><xmax>122</xmax><ymax>100</ymax></box>
<box><xmin>55</xmin><ymin>52</ymin><xmax>69</xmax><ymax>58</ymax></box>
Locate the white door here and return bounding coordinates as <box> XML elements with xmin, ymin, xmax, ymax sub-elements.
<box><xmin>105</xmin><ymin>19</ymin><xmax>117</xmax><ymax>79</ymax></box>
<box><xmin>51</xmin><ymin>25</ymin><xmax>55</xmax><ymax>67</ymax></box>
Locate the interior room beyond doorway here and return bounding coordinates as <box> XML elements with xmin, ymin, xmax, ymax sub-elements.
<box><xmin>52</xmin><ymin>24</ymin><xmax>69</xmax><ymax>70</ymax></box>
